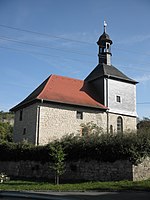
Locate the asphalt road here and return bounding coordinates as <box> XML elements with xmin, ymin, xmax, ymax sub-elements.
<box><xmin>38</xmin><ymin>191</ymin><xmax>150</xmax><ymax>200</ymax></box>
<box><xmin>0</xmin><ymin>191</ymin><xmax>150</xmax><ymax>200</ymax></box>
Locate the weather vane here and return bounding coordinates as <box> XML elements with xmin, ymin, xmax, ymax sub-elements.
<box><xmin>104</xmin><ymin>20</ymin><xmax>107</xmax><ymax>32</ymax></box>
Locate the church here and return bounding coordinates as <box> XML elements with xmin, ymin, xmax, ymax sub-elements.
<box><xmin>10</xmin><ymin>23</ymin><xmax>138</xmax><ymax>145</ymax></box>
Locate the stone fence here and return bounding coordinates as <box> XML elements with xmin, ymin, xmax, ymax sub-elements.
<box><xmin>0</xmin><ymin>157</ymin><xmax>149</xmax><ymax>182</ymax></box>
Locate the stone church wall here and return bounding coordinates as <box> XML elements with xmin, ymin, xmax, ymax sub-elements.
<box><xmin>13</xmin><ymin>103</ymin><xmax>108</xmax><ymax>145</ymax></box>
<box><xmin>0</xmin><ymin>158</ymin><xmax>150</xmax><ymax>181</ymax></box>
<box><xmin>13</xmin><ymin>102</ymin><xmax>137</xmax><ymax>146</ymax></box>
<box><xmin>108</xmin><ymin>112</ymin><xmax>137</xmax><ymax>133</ymax></box>
<box><xmin>13</xmin><ymin>104</ymin><xmax>38</xmax><ymax>144</ymax></box>
<box><xmin>38</xmin><ymin>103</ymin><xmax>107</xmax><ymax>145</ymax></box>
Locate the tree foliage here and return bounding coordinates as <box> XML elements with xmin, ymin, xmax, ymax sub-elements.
<box><xmin>0</xmin><ymin>111</ymin><xmax>14</xmax><ymax>123</ymax></box>
<box><xmin>137</xmin><ymin>117</ymin><xmax>150</xmax><ymax>130</ymax></box>
<box><xmin>60</xmin><ymin>123</ymin><xmax>150</xmax><ymax>164</ymax></box>
<box><xmin>80</xmin><ymin>121</ymin><xmax>103</xmax><ymax>136</ymax></box>
<box><xmin>0</xmin><ymin>122</ymin><xmax>13</xmax><ymax>142</ymax></box>
<box><xmin>0</xmin><ymin>111</ymin><xmax>14</xmax><ymax>142</ymax></box>
<box><xmin>48</xmin><ymin>142</ymin><xmax>66</xmax><ymax>184</ymax></box>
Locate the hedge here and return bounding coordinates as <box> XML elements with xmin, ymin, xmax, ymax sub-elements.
<box><xmin>0</xmin><ymin>128</ymin><xmax>150</xmax><ymax>164</ymax></box>
<box><xmin>61</xmin><ymin>129</ymin><xmax>150</xmax><ymax>164</ymax></box>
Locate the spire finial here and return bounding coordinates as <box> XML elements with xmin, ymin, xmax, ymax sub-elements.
<box><xmin>104</xmin><ymin>20</ymin><xmax>107</xmax><ymax>33</ymax></box>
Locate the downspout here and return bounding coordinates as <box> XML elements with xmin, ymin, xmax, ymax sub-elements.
<box><xmin>106</xmin><ymin>110</ymin><xmax>109</xmax><ymax>134</ymax></box>
<box><xmin>106</xmin><ymin>77</ymin><xmax>109</xmax><ymax>107</ymax></box>
<box><xmin>36</xmin><ymin>99</ymin><xmax>43</xmax><ymax>146</ymax></box>
<box><xmin>36</xmin><ymin>106</ymin><xmax>40</xmax><ymax>146</ymax></box>
<box><xmin>106</xmin><ymin>78</ymin><xmax>109</xmax><ymax>133</ymax></box>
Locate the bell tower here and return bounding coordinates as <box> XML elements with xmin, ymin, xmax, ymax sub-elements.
<box><xmin>85</xmin><ymin>21</ymin><xmax>138</xmax><ymax>133</ymax></box>
<box><xmin>97</xmin><ymin>21</ymin><xmax>113</xmax><ymax>65</ymax></box>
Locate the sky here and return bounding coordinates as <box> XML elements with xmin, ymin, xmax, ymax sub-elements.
<box><xmin>0</xmin><ymin>0</ymin><xmax>150</xmax><ymax>119</ymax></box>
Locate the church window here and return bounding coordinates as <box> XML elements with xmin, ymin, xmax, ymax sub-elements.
<box><xmin>117</xmin><ymin>117</ymin><xmax>123</xmax><ymax>133</ymax></box>
<box><xmin>76</xmin><ymin>111</ymin><xmax>83</xmax><ymax>119</ymax></box>
<box><xmin>23</xmin><ymin>128</ymin><xmax>26</xmax><ymax>135</ymax></box>
<box><xmin>19</xmin><ymin>110</ymin><xmax>23</xmax><ymax>121</ymax></box>
<box><xmin>110</xmin><ymin>125</ymin><xmax>113</xmax><ymax>134</ymax></box>
<box><xmin>116</xmin><ymin>95</ymin><xmax>121</xmax><ymax>103</ymax></box>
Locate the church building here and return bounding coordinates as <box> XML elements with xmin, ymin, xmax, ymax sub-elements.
<box><xmin>10</xmin><ymin>23</ymin><xmax>138</xmax><ymax>145</ymax></box>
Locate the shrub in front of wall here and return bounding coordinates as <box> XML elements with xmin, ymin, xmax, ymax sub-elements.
<box><xmin>0</xmin><ymin>141</ymin><xmax>16</xmax><ymax>161</ymax></box>
<box><xmin>60</xmin><ymin>130</ymin><xmax>150</xmax><ymax>164</ymax></box>
<box><xmin>0</xmin><ymin>141</ymin><xmax>50</xmax><ymax>162</ymax></box>
<box><xmin>0</xmin><ymin>128</ymin><xmax>150</xmax><ymax>164</ymax></box>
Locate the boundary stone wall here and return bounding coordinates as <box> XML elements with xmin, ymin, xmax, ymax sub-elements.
<box><xmin>133</xmin><ymin>157</ymin><xmax>150</xmax><ymax>181</ymax></box>
<box><xmin>0</xmin><ymin>158</ymin><xmax>149</xmax><ymax>182</ymax></box>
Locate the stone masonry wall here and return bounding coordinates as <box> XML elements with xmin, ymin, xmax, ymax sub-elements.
<box><xmin>0</xmin><ymin>158</ymin><xmax>149</xmax><ymax>182</ymax></box>
<box><xmin>108</xmin><ymin>113</ymin><xmax>137</xmax><ymax>133</ymax></box>
<box><xmin>13</xmin><ymin>104</ymin><xmax>38</xmax><ymax>144</ymax></box>
<box><xmin>64</xmin><ymin>160</ymin><xmax>133</xmax><ymax>181</ymax></box>
<box><xmin>0</xmin><ymin>160</ymin><xmax>131</xmax><ymax>181</ymax></box>
<box><xmin>13</xmin><ymin>103</ymin><xmax>108</xmax><ymax>145</ymax></box>
<box><xmin>38</xmin><ymin>103</ymin><xmax>107</xmax><ymax>145</ymax></box>
<box><xmin>133</xmin><ymin>157</ymin><xmax>150</xmax><ymax>181</ymax></box>
<box><xmin>13</xmin><ymin>102</ymin><xmax>137</xmax><ymax>145</ymax></box>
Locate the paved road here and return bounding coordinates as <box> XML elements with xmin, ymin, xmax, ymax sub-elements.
<box><xmin>0</xmin><ymin>191</ymin><xmax>150</xmax><ymax>200</ymax></box>
<box><xmin>38</xmin><ymin>191</ymin><xmax>150</xmax><ymax>200</ymax></box>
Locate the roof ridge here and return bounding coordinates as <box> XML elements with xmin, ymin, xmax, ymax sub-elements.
<box><xmin>51</xmin><ymin>74</ymin><xmax>83</xmax><ymax>82</ymax></box>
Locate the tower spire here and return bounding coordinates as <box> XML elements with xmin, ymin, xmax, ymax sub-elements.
<box><xmin>104</xmin><ymin>20</ymin><xmax>107</xmax><ymax>33</ymax></box>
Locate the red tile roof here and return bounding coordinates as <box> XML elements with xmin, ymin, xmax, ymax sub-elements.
<box><xmin>10</xmin><ymin>74</ymin><xmax>107</xmax><ymax>111</ymax></box>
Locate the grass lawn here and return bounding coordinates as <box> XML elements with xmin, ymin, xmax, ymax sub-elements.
<box><xmin>0</xmin><ymin>179</ymin><xmax>150</xmax><ymax>191</ymax></box>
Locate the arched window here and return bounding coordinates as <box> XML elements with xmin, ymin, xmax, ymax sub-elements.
<box><xmin>117</xmin><ymin>116</ymin><xmax>123</xmax><ymax>133</ymax></box>
<box><xmin>110</xmin><ymin>125</ymin><xmax>113</xmax><ymax>134</ymax></box>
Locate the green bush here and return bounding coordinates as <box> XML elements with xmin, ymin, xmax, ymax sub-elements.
<box><xmin>0</xmin><ymin>141</ymin><xmax>50</xmax><ymax>162</ymax></box>
<box><xmin>60</xmin><ymin>129</ymin><xmax>150</xmax><ymax>164</ymax></box>
<box><xmin>0</xmin><ymin>127</ymin><xmax>150</xmax><ymax>164</ymax></box>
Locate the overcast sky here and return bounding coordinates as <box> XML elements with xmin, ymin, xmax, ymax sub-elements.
<box><xmin>0</xmin><ymin>0</ymin><xmax>150</xmax><ymax>119</ymax></box>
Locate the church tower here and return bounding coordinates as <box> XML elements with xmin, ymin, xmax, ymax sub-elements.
<box><xmin>85</xmin><ymin>22</ymin><xmax>138</xmax><ymax>133</ymax></box>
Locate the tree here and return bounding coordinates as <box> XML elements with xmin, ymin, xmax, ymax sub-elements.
<box><xmin>80</xmin><ymin>121</ymin><xmax>103</xmax><ymax>136</ymax></box>
<box><xmin>137</xmin><ymin>117</ymin><xmax>150</xmax><ymax>130</ymax></box>
<box><xmin>49</xmin><ymin>142</ymin><xmax>66</xmax><ymax>185</ymax></box>
<box><xmin>0</xmin><ymin>122</ymin><xmax>13</xmax><ymax>142</ymax></box>
<box><xmin>0</xmin><ymin>111</ymin><xmax>14</xmax><ymax>124</ymax></box>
